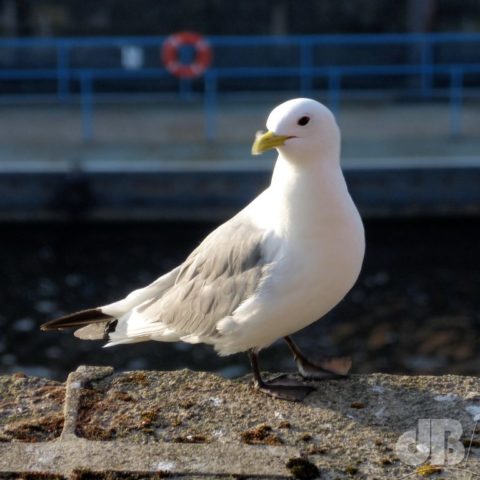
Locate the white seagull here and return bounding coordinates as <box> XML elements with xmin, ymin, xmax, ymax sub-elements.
<box><xmin>41</xmin><ymin>98</ymin><xmax>365</xmax><ymax>401</ymax></box>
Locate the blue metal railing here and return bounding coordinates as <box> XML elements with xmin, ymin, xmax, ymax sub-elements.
<box><xmin>1</xmin><ymin>33</ymin><xmax>480</xmax><ymax>140</ymax></box>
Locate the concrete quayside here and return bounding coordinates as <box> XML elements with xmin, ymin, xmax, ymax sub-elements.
<box><xmin>0</xmin><ymin>366</ymin><xmax>479</xmax><ymax>478</ymax></box>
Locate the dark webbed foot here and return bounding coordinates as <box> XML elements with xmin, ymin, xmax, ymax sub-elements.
<box><xmin>248</xmin><ymin>350</ymin><xmax>315</xmax><ymax>402</ymax></box>
<box><xmin>294</xmin><ymin>354</ymin><xmax>352</xmax><ymax>379</ymax></box>
<box><xmin>284</xmin><ymin>336</ymin><xmax>352</xmax><ymax>380</ymax></box>
<box><xmin>254</xmin><ymin>381</ymin><xmax>315</xmax><ymax>402</ymax></box>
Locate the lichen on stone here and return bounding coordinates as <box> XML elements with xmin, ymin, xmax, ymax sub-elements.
<box><xmin>416</xmin><ymin>464</ymin><xmax>443</xmax><ymax>477</ymax></box>
<box><xmin>0</xmin><ymin>374</ymin><xmax>65</xmax><ymax>442</ymax></box>
<box><xmin>240</xmin><ymin>424</ymin><xmax>283</xmax><ymax>446</ymax></box>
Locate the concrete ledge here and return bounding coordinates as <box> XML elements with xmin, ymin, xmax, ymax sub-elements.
<box><xmin>1</xmin><ymin>367</ymin><xmax>479</xmax><ymax>479</ymax></box>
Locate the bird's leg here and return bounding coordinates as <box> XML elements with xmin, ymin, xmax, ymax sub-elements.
<box><xmin>248</xmin><ymin>349</ymin><xmax>315</xmax><ymax>402</ymax></box>
<box><xmin>284</xmin><ymin>336</ymin><xmax>352</xmax><ymax>380</ymax></box>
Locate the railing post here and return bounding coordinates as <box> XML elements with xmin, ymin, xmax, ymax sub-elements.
<box><xmin>204</xmin><ymin>70</ymin><xmax>217</xmax><ymax>141</ymax></box>
<box><xmin>178</xmin><ymin>45</ymin><xmax>194</xmax><ymax>100</ymax></box>
<box><xmin>57</xmin><ymin>41</ymin><xmax>70</xmax><ymax>101</ymax></box>
<box><xmin>449</xmin><ymin>67</ymin><xmax>463</xmax><ymax>138</ymax></box>
<box><xmin>80</xmin><ymin>71</ymin><xmax>94</xmax><ymax>142</ymax></box>
<box><xmin>179</xmin><ymin>78</ymin><xmax>194</xmax><ymax>101</ymax></box>
<box><xmin>420</xmin><ymin>36</ymin><xmax>434</xmax><ymax>98</ymax></box>
<box><xmin>327</xmin><ymin>68</ymin><xmax>341</xmax><ymax>117</ymax></box>
<box><xmin>300</xmin><ymin>39</ymin><xmax>313</xmax><ymax>96</ymax></box>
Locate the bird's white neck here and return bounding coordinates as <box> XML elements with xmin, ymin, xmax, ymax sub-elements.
<box><xmin>268</xmin><ymin>153</ymin><xmax>353</xmax><ymax>236</ymax></box>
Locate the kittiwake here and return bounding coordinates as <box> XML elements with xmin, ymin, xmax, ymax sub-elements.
<box><xmin>41</xmin><ymin>98</ymin><xmax>365</xmax><ymax>401</ymax></box>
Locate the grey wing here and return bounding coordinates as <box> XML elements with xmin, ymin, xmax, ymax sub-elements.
<box><xmin>136</xmin><ymin>216</ymin><xmax>269</xmax><ymax>340</ymax></box>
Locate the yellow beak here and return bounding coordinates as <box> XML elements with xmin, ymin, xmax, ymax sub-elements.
<box><xmin>251</xmin><ymin>130</ymin><xmax>291</xmax><ymax>155</ymax></box>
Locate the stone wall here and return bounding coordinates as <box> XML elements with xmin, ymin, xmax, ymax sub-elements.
<box><xmin>0</xmin><ymin>366</ymin><xmax>479</xmax><ymax>479</ymax></box>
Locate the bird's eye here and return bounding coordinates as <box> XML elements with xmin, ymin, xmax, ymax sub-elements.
<box><xmin>297</xmin><ymin>116</ymin><xmax>310</xmax><ymax>126</ymax></box>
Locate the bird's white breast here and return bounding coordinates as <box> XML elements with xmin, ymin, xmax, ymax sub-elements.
<box><xmin>218</xmin><ymin>155</ymin><xmax>365</xmax><ymax>353</ymax></box>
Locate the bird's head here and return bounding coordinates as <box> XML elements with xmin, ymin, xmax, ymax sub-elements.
<box><xmin>251</xmin><ymin>98</ymin><xmax>340</xmax><ymax>165</ymax></box>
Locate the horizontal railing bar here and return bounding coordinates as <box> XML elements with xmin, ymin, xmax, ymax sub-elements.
<box><xmin>2</xmin><ymin>64</ymin><xmax>480</xmax><ymax>81</ymax></box>
<box><xmin>1</xmin><ymin>32</ymin><xmax>480</xmax><ymax>49</ymax></box>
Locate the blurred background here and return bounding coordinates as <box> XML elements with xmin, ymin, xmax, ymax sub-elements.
<box><xmin>0</xmin><ymin>0</ymin><xmax>479</xmax><ymax>381</ymax></box>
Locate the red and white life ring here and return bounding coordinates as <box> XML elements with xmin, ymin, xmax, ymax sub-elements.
<box><xmin>161</xmin><ymin>31</ymin><xmax>213</xmax><ymax>78</ymax></box>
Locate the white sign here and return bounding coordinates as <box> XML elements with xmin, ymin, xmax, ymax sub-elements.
<box><xmin>121</xmin><ymin>46</ymin><xmax>144</xmax><ymax>70</ymax></box>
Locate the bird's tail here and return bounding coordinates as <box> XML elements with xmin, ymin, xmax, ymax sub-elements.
<box><xmin>40</xmin><ymin>308</ymin><xmax>116</xmax><ymax>340</ymax></box>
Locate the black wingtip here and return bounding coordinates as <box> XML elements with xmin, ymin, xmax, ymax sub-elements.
<box><xmin>40</xmin><ymin>308</ymin><xmax>113</xmax><ymax>331</ymax></box>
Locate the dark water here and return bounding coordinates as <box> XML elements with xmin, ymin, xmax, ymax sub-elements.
<box><xmin>0</xmin><ymin>218</ymin><xmax>479</xmax><ymax>382</ymax></box>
